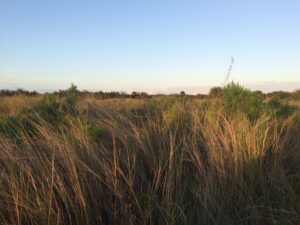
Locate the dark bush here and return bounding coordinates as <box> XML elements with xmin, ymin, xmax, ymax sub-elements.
<box><xmin>208</xmin><ymin>86</ymin><xmax>223</xmax><ymax>97</ymax></box>
<box><xmin>267</xmin><ymin>97</ymin><xmax>295</xmax><ymax>118</ymax></box>
<box><xmin>267</xmin><ymin>91</ymin><xmax>291</xmax><ymax>99</ymax></box>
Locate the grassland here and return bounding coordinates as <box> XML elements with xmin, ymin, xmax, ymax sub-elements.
<box><xmin>0</xmin><ymin>83</ymin><xmax>299</xmax><ymax>225</ymax></box>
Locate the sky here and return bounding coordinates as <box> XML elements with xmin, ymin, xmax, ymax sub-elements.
<box><xmin>0</xmin><ymin>0</ymin><xmax>300</xmax><ymax>93</ymax></box>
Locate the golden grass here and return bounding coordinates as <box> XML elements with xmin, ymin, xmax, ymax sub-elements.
<box><xmin>0</xmin><ymin>96</ymin><xmax>299</xmax><ymax>224</ymax></box>
<box><xmin>0</xmin><ymin>95</ymin><xmax>42</xmax><ymax>115</ymax></box>
<box><xmin>289</xmin><ymin>99</ymin><xmax>300</xmax><ymax>109</ymax></box>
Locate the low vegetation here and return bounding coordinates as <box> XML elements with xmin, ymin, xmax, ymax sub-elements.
<box><xmin>0</xmin><ymin>83</ymin><xmax>299</xmax><ymax>225</ymax></box>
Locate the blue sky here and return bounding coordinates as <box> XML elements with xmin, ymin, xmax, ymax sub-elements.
<box><xmin>1</xmin><ymin>0</ymin><xmax>300</xmax><ymax>93</ymax></box>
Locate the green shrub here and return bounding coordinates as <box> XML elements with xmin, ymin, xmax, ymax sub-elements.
<box><xmin>267</xmin><ymin>97</ymin><xmax>294</xmax><ymax>118</ymax></box>
<box><xmin>87</xmin><ymin>123</ymin><xmax>105</xmax><ymax>141</ymax></box>
<box><xmin>222</xmin><ymin>82</ymin><xmax>264</xmax><ymax>120</ymax></box>
<box><xmin>32</xmin><ymin>94</ymin><xmax>60</xmax><ymax>120</ymax></box>
<box><xmin>60</xmin><ymin>83</ymin><xmax>79</xmax><ymax>113</ymax></box>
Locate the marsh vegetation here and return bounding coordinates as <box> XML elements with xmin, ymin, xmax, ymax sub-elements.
<box><xmin>0</xmin><ymin>83</ymin><xmax>299</xmax><ymax>225</ymax></box>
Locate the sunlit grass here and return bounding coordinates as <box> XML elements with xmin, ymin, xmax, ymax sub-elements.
<box><xmin>0</xmin><ymin>86</ymin><xmax>299</xmax><ymax>225</ymax></box>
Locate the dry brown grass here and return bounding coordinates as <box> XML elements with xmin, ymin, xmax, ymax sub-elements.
<box><xmin>289</xmin><ymin>99</ymin><xmax>300</xmax><ymax>109</ymax></box>
<box><xmin>0</xmin><ymin>95</ymin><xmax>42</xmax><ymax>115</ymax></box>
<box><xmin>0</xmin><ymin>95</ymin><xmax>299</xmax><ymax>225</ymax></box>
<box><xmin>78</xmin><ymin>96</ymin><xmax>146</xmax><ymax>112</ymax></box>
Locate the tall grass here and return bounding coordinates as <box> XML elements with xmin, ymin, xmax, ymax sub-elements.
<box><xmin>0</xmin><ymin>91</ymin><xmax>299</xmax><ymax>224</ymax></box>
<box><xmin>0</xmin><ymin>95</ymin><xmax>42</xmax><ymax>115</ymax></box>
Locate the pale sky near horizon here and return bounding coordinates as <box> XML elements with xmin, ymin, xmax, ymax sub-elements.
<box><xmin>1</xmin><ymin>0</ymin><xmax>300</xmax><ymax>93</ymax></box>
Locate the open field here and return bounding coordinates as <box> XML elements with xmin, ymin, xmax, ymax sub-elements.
<box><xmin>0</xmin><ymin>84</ymin><xmax>300</xmax><ymax>225</ymax></box>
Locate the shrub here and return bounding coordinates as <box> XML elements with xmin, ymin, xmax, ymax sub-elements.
<box><xmin>222</xmin><ymin>82</ymin><xmax>264</xmax><ymax>120</ymax></box>
<box><xmin>208</xmin><ymin>86</ymin><xmax>223</xmax><ymax>97</ymax></box>
<box><xmin>32</xmin><ymin>94</ymin><xmax>60</xmax><ymax>120</ymax></box>
<box><xmin>267</xmin><ymin>91</ymin><xmax>291</xmax><ymax>99</ymax></box>
<box><xmin>60</xmin><ymin>83</ymin><xmax>79</xmax><ymax>113</ymax></box>
<box><xmin>267</xmin><ymin>97</ymin><xmax>295</xmax><ymax>118</ymax></box>
<box><xmin>87</xmin><ymin>123</ymin><xmax>105</xmax><ymax>141</ymax></box>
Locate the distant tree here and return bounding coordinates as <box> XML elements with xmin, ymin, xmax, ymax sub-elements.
<box><xmin>141</xmin><ymin>92</ymin><xmax>149</xmax><ymax>98</ymax></box>
<box><xmin>131</xmin><ymin>91</ymin><xmax>139</xmax><ymax>99</ymax></box>
<box><xmin>81</xmin><ymin>90</ymin><xmax>89</xmax><ymax>97</ymax></box>
<box><xmin>30</xmin><ymin>91</ymin><xmax>39</xmax><ymax>96</ymax></box>
<box><xmin>196</xmin><ymin>93</ymin><xmax>207</xmax><ymax>99</ymax></box>
<box><xmin>180</xmin><ymin>91</ymin><xmax>186</xmax><ymax>96</ymax></box>
<box><xmin>16</xmin><ymin>88</ymin><xmax>29</xmax><ymax>95</ymax></box>
<box><xmin>209</xmin><ymin>87</ymin><xmax>223</xmax><ymax>97</ymax></box>
<box><xmin>0</xmin><ymin>89</ymin><xmax>14</xmax><ymax>96</ymax></box>
<box><xmin>267</xmin><ymin>91</ymin><xmax>291</xmax><ymax>99</ymax></box>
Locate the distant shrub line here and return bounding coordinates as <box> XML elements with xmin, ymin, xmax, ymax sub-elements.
<box><xmin>2</xmin><ymin>84</ymin><xmax>300</xmax><ymax>100</ymax></box>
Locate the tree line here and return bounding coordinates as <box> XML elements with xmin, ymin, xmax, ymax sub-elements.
<box><xmin>1</xmin><ymin>85</ymin><xmax>300</xmax><ymax>100</ymax></box>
